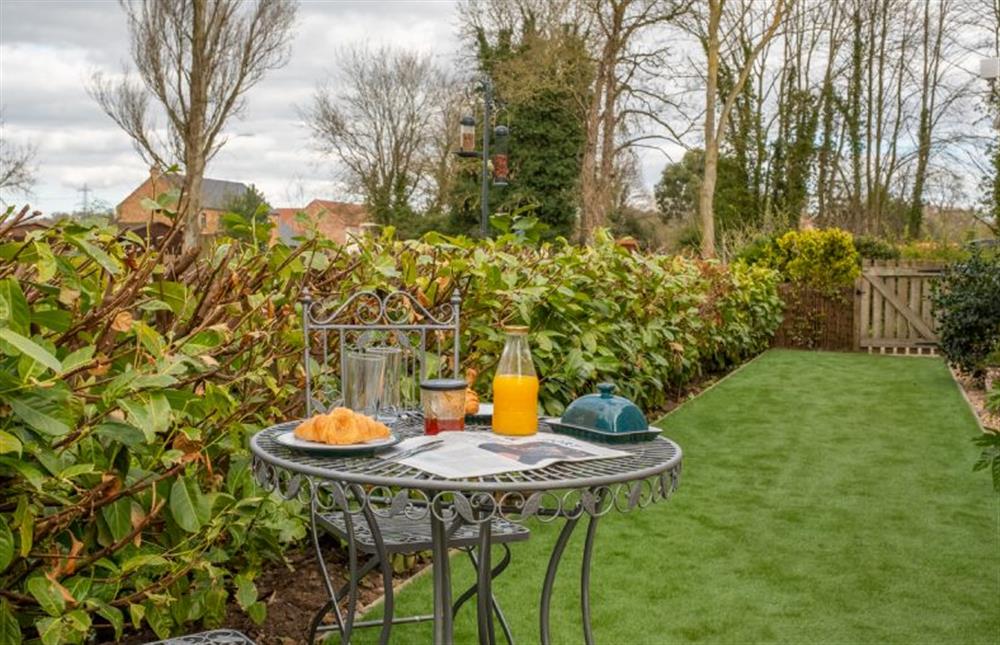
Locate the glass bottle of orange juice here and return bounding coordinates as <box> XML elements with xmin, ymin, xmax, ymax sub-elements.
<box><xmin>492</xmin><ymin>326</ymin><xmax>539</xmax><ymax>436</ymax></box>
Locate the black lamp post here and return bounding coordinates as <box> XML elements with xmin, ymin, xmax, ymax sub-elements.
<box><xmin>455</xmin><ymin>76</ymin><xmax>508</xmax><ymax>237</ymax></box>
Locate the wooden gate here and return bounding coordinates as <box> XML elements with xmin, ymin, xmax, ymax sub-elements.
<box><xmin>855</xmin><ymin>260</ymin><xmax>944</xmax><ymax>355</ymax></box>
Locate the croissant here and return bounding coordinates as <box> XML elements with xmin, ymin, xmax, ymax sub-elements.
<box><xmin>465</xmin><ymin>368</ymin><xmax>480</xmax><ymax>415</ymax></box>
<box><xmin>294</xmin><ymin>407</ymin><xmax>391</xmax><ymax>445</ymax></box>
<box><xmin>465</xmin><ymin>387</ymin><xmax>480</xmax><ymax>415</ymax></box>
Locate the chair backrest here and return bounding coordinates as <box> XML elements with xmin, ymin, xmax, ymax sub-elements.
<box><xmin>300</xmin><ymin>288</ymin><xmax>462</xmax><ymax>417</ymax></box>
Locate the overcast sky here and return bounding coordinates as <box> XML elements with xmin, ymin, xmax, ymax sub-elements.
<box><xmin>0</xmin><ymin>0</ymin><xmax>497</xmax><ymax>213</ymax></box>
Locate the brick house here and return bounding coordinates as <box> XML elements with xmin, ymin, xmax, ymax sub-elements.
<box><xmin>115</xmin><ymin>167</ymin><xmax>250</xmax><ymax>243</ymax></box>
<box><xmin>270</xmin><ymin>199</ymin><xmax>371</xmax><ymax>245</ymax></box>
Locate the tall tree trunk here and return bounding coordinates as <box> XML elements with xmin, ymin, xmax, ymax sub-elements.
<box><xmin>180</xmin><ymin>0</ymin><xmax>208</xmax><ymax>251</ymax></box>
<box><xmin>846</xmin><ymin>2</ymin><xmax>864</xmax><ymax>232</ymax></box>
<box><xmin>699</xmin><ymin>0</ymin><xmax>722</xmax><ymax>258</ymax></box>
<box><xmin>907</xmin><ymin>0</ymin><xmax>946</xmax><ymax>238</ymax></box>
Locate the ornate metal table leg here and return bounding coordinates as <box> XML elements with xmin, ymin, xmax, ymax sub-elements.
<box><xmin>454</xmin><ymin>545</ymin><xmax>515</xmax><ymax>644</ymax></box>
<box><xmin>476</xmin><ymin>510</ymin><xmax>496</xmax><ymax>645</ymax></box>
<box><xmin>353</xmin><ymin>485</ymin><xmax>395</xmax><ymax>645</ymax></box>
<box><xmin>308</xmin><ymin>498</ymin><xmax>346</xmax><ymax>643</ymax></box>
<box><xmin>580</xmin><ymin>511</ymin><xmax>601</xmax><ymax>645</ymax></box>
<box><xmin>540</xmin><ymin>513</ymin><xmax>581</xmax><ymax>645</ymax></box>
<box><xmin>430</xmin><ymin>495</ymin><xmax>454</xmax><ymax>645</ymax></box>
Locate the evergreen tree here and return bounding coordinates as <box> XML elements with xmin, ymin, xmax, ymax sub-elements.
<box><xmin>447</xmin><ymin>20</ymin><xmax>590</xmax><ymax>239</ymax></box>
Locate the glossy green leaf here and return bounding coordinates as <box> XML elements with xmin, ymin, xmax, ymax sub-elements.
<box><xmin>247</xmin><ymin>601</ymin><xmax>266</xmax><ymax>625</ymax></box>
<box><xmin>60</xmin><ymin>346</ymin><xmax>95</xmax><ymax>373</ymax></box>
<box><xmin>120</xmin><ymin>393</ymin><xmax>171</xmax><ymax>442</ymax></box>
<box><xmin>148</xmin><ymin>281</ymin><xmax>189</xmax><ymax>315</ymax></box>
<box><xmin>234</xmin><ymin>573</ymin><xmax>257</xmax><ymax>610</ymax></box>
<box><xmin>35</xmin><ymin>617</ymin><xmax>62</xmax><ymax>645</ymax></box>
<box><xmin>30</xmin><ymin>308</ymin><xmax>71</xmax><ymax>333</ymax></box>
<box><xmin>144</xmin><ymin>602</ymin><xmax>173</xmax><ymax>640</ymax></box>
<box><xmin>68</xmin><ymin>236</ymin><xmax>121</xmax><ymax>275</ymax></box>
<box><xmin>0</xmin><ymin>516</ymin><xmax>14</xmax><ymax>572</ymax></box>
<box><xmin>0</xmin><ymin>277</ymin><xmax>30</xmax><ymax>335</ymax></box>
<box><xmin>170</xmin><ymin>476</ymin><xmax>202</xmax><ymax>533</ymax></box>
<box><xmin>27</xmin><ymin>576</ymin><xmax>66</xmax><ymax>617</ymax></box>
<box><xmin>101</xmin><ymin>498</ymin><xmax>132</xmax><ymax>543</ymax></box>
<box><xmin>121</xmin><ymin>554</ymin><xmax>169</xmax><ymax>573</ymax></box>
<box><xmin>0</xmin><ymin>599</ymin><xmax>21</xmax><ymax>645</ymax></box>
<box><xmin>0</xmin><ymin>328</ymin><xmax>62</xmax><ymax>373</ymax></box>
<box><xmin>7</xmin><ymin>396</ymin><xmax>70</xmax><ymax>436</ymax></box>
<box><xmin>128</xmin><ymin>603</ymin><xmax>145</xmax><ymax>631</ymax></box>
<box><xmin>92</xmin><ymin>601</ymin><xmax>124</xmax><ymax>641</ymax></box>
<box><xmin>0</xmin><ymin>430</ymin><xmax>21</xmax><ymax>457</ymax></box>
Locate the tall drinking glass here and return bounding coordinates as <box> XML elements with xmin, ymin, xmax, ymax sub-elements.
<box><xmin>365</xmin><ymin>346</ymin><xmax>402</xmax><ymax>421</ymax></box>
<box><xmin>344</xmin><ymin>351</ymin><xmax>385</xmax><ymax>417</ymax></box>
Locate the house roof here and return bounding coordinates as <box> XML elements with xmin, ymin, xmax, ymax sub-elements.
<box><xmin>199</xmin><ymin>177</ymin><xmax>250</xmax><ymax>210</ymax></box>
<box><xmin>161</xmin><ymin>175</ymin><xmax>249</xmax><ymax>211</ymax></box>
<box><xmin>307</xmin><ymin>199</ymin><xmax>367</xmax><ymax>224</ymax></box>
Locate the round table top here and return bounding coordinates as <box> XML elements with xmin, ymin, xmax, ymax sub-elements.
<box><xmin>249</xmin><ymin>418</ymin><xmax>682</xmax><ymax>493</ymax></box>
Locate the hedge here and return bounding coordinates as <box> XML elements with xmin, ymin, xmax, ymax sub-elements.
<box><xmin>0</xmin><ymin>205</ymin><xmax>782</xmax><ymax>642</ymax></box>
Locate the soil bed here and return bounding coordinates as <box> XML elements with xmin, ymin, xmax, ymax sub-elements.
<box><xmin>118</xmin><ymin>536</ymin><xmax>429</xmax><ymax>645</ymax></box>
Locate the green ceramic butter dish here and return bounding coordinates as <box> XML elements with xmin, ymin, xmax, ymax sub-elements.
<box><xmin>545</xmin><ymin>383</ymin><xmax>661</xmax><ymax>443</ymax></box>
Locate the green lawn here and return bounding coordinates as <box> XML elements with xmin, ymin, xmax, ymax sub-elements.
<box><xmin>353</xmin><ymin>350</ymin><xmax>998</xmax><ymax>644</ymax></box>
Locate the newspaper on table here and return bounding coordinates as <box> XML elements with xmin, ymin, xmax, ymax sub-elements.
<box><xmin>379</xmin><ymin>431</ymin><xmax>629</xmax><ymax>479</ymax></box>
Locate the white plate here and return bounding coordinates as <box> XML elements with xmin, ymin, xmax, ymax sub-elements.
<box><xmin>275</xmin><ymin>430</ymin><xmax>400</xmax><ymax>455</ymax></box>
<box><xmin>466</xmin><ymin>402</ymin><xmax>493</xmax><ymax>420</ymax></box>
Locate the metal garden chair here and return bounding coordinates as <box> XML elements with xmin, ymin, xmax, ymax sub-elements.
<box><xmin>299</xmin><ymin>287</ymin><xmax>529</xmax><ymax>644</ymax></box>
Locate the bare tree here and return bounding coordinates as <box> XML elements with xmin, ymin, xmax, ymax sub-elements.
<box><xmin>306</xmin><ymin>46</ymin><xmax>453</xmax><ymax>226</ymax></box>
<box><xmin>693</xmin><ymin>0</ymin><xmax>788</xmax><ymax>257</ymax></box>
<box><xmin>578</xmin><ymin>0</ymin><xmax>692</xmax><ymax>241</ymax></box>
<box><xmin>0</xmin><ymin>114</ymin><xmax>37</xmax><ymax>200</ymax></box>
<box><xmin>90</xmin><ymin>0</ymin><xmax>297</xmax><ymax>250</ymax></box>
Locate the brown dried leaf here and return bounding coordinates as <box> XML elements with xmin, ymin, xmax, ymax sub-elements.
<box><xmin>130</xmin><ymin>502</ymin><xmax>145</xmax><ymax>547</ymax></box>
<box><xmin>111</xmin><ymin>311</ymin><xmax>134</xmax><ymax>333</ymax></box>
<box><xmin>45</xmin><ymin>570</ymin><xmax>76</xmax><ymax>603</ymax></box>
<box><xmin>63</xmin><ymin>533</ymin><xmax>84</xmax><ymax>575</ymax></box>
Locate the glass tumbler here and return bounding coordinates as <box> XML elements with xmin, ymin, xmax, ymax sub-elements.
<box><xmin>344</xmin><ymin>351</ymin><xmax>385</xmax><ymax>418</ymax></box>
<box><xmin>365</xmin><ymin>346</ymin><xmax>402</xmax><ymax>421</ymax></box>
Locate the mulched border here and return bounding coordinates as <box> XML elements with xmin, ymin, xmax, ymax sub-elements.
<box><xmin>949</xmin><ymin>367</ymin><xmax>1000</xmax><ymax>433</ymax></box>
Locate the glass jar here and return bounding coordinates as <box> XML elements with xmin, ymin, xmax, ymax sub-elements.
<box><xmin>420</xmin><ymin>378</ymin><xmax>467</xmax><ymax>435</ymax></box>
<box><xmin>492</xmin><ymin>326</ymin><xmax>539</xmax><ymax>436</ymax></box>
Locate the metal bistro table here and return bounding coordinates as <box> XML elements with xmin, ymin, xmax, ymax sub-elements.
<box><xmin>250</xmin><ymin>420</ymin><xmax>682</xmax><ymax>645</ymax></box>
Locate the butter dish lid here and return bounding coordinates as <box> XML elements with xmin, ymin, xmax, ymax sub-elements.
<box><xmin>561</xmin><ymin>383</ymin><xmax>648</xmax><ymax>434</ymax></box>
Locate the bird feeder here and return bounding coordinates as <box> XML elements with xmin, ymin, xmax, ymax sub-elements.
<box><xmin>492</xmin><ymin>124</ymin><xmax>510</xmax><ymax>186</ymax></box>
<box><xmin>459</xmin><ymin>115</ymin><xmax>476</xmax><ymax>155</ymax></box>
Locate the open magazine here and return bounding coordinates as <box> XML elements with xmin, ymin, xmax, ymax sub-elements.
<box><xmin>378</xmin><ymin>431</ymin><xmax>629</xmax><ymax>479</ymax></box>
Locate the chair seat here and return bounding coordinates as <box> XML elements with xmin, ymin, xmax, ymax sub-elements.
<box><xmin>317</xmin><ymin>512</ymin><xmax>530</xmax><ymax>554</ymax></box>
<box><xmin>146</xmin><ymin>629</ymin><xmax>255</xmax><ymax>644</ymax></box>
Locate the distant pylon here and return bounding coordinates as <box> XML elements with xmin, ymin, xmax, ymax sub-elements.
<box><xmin>78</xmin><ymin>183</ymin><xmax>91</xmax><ymax>213</ymax></box>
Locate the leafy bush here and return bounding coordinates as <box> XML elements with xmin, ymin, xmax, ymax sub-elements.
<box><xmin>0</xmin><ymin>206</ymin><xmax>311</xmax><ymax>643</ymax></box>
<box><xmin>746</xmin><ymin>228</ymin><xmax>860</xmax><ymax>294</ymax></box>
<box><xmin>898</xmin><ymin>240</ymin><xmax>970</xmax><ymax>262</ymax></box>
<box><xmin>972</xmin><ymin>431</ymin><xmax>1000</xmax><ymax>493</ymax></box>
<box><xmin>930</xmin><ymin>251</ymin><xmax>1000</xmax><ymax>375</ymax></box>
<box><xmin>853</xmin><ymin>235</ymin><xmax>900</xmax><ymax>261</ymax></box>
<box><xmin>0</xmin><ymin>204</ymin><xmax>783</xmax><ymax>642</ymax></box>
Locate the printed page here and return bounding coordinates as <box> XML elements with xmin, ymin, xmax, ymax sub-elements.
<box><xmin>378</xmin><ymin>431</ymin><xmax>629</xmax><ymax>479</ymax></box>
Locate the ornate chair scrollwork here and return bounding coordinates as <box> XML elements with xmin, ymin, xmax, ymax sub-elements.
<box><xmin>299</xmin><ymin>288</ymin><xmax>529</xmax><ymax>644</ymax></box>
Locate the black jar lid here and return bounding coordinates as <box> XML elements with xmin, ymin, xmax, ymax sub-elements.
<box><xmin>420</xmin><ymin>378</ymin><xmax>467</xmax><ymax>391</ymax></box>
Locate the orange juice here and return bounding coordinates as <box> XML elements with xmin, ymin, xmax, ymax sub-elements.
<box><xmin>492</xmin><ymin>374</ymin><xmax>539</xmax><ymax>436</ymax></box>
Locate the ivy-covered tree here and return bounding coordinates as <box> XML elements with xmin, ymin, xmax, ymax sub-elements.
<box><xmin>447</xmin><ymin>17</ymin><xmax>590</xmax><ymax>239</ymax></box>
